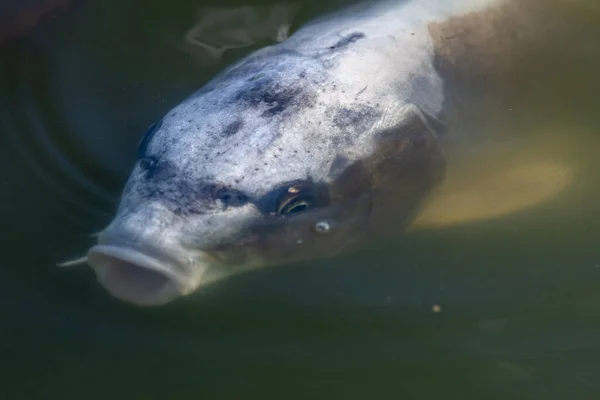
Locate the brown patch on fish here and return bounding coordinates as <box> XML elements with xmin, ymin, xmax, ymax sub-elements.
<box><xmin>428</xmin><ymin>0</ymin><xmax>600</xmax><ymax>126</ymax></box>
<box><xmin>428</xmin><ymin>0</ymin><xmax>585</xmax><ymax>78</ymax></box>
<box><xmin>429</xmin><ymin>2</ymin><xmax>526</xmax><ymax>78</ymax></box>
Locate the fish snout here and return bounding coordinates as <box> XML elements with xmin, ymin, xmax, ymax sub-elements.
<box><xmin>87</xmin><ymin>244</ymin><xmax>204</xmax><ymax>306</ymax></box>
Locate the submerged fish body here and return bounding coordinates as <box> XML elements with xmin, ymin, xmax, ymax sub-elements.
<box><xmin>78</xmin><ymin>0</ymin><xmax>538</xmax><ymax>306</ymax></box>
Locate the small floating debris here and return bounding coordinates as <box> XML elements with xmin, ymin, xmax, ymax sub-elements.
<box><xmin>56</xmin><ymin>256</ymin><xmax>88</xmax><ymax>268</ymax></box>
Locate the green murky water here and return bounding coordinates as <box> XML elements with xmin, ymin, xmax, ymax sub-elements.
<box><xmin>1</xmin><ymin>0</ymin><xmax>600</xmax><ymax>398</ymax></box>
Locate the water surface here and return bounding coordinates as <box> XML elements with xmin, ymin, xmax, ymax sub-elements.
<box><xmin>1</xmin><ymin>0</ymin><xmax>600</xmax><ymax>398</ymax></box>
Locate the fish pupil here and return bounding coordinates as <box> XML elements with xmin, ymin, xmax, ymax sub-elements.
<box><xmin>280</xmin><ymin>197</ymin><xmax>314</xmax><ymax>215</ymax></box>
<box><xmin>288</xmin><ymin>201</ymin><xmax>309</xmax><ymax>213</ymax></box>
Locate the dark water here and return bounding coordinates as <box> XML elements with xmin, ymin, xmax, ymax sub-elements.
<box><xmin>1</xmin><ymin>0</ymin><xmax>600</xmax><ymax>398</ymax></box>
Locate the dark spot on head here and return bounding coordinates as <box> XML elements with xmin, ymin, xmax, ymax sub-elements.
<box><xmin>329</xmin><ymin>32</ymin><xmax>366</xmax><ymax>50</ymax></box>
<box><xmin>229</xmin><ymin>56</ymin><xmax>319</xmax><ymax>117</ymax></box>
<box><xmin>333</xmin><ymin>105</ymin><xmax>381</xmax><ymax>131</ymax></box>
<box><xmin>214</xmin><ymin>187</ymin><xmax>248</xmax><ymax>208</ymax></box>
<box><xmin>236</xmin><ymin>76</ymin><xmax>302</xmax><ymax>116</ymax></box>
<box><xmin>223</xmin><ymin>120</ymin><xmax>243</xmax><ymax>137</ymax></box>
<box><xmin>141</xmin><ymin>158</ymin><xmax>176</xmax><ymax>181</ymax></box>
<box><xmin>131</xmin><ymin>177</ymin><xmax>237</xmax><ymax>216</ymax></box>
<box><xmin>139</xmin><ymin>157</ymin><xmax>156</xmax><ymax>171</ymax></box>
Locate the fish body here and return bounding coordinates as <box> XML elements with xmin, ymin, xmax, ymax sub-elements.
<box><xmin>76</xmin><ymin>0</ymin><xmax>546</xmax><ymax>306</ymax></box>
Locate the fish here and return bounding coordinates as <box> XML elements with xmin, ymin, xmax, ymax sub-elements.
<box><xmin>60</xmin><ymin>0</ymin><xmax>579</xmax><ymax>306</ymax></box>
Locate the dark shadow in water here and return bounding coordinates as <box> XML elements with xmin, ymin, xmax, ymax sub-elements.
<box><xmin>1</xmin><ymin>0</ymin><xmax>600</xmax><ymax>399</ymax></box>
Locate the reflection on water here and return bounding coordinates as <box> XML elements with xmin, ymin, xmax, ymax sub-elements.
<box><xmin>1</xmin><ymin>0</ymin><xmax>600</xmax><ymax>398</ymax></box>
<box><xmin>180</xmin><ymin>3</ymin><xmax>299</xmax><ymax>62</ymax></box>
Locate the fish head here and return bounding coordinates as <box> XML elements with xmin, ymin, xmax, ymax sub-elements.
<box><xmin>87</xmin><ymin>49</ymin><xmax>446</xmax><ymax>306</ymax></box>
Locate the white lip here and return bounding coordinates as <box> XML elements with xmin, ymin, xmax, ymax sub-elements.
<box><xmin>89</xmin><ymin>244</ymin><xmax>187</xmax><ymax>282</ymax></box>
<box><xmin>87</xmin><ymin>244</ymin><xmax>199</xmax><ymax>306</ymax></box>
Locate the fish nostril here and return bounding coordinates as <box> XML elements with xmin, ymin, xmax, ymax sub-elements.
<box><xmin>88</xmin><ymin>253</ymin><xmax>177</xmax><ymax>306</ymax></box>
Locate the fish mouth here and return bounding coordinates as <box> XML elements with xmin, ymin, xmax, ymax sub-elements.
<box><xmin>87</xmin><ymin>244</ymin><xmax>201</xmax><ymax>306</ymax></box>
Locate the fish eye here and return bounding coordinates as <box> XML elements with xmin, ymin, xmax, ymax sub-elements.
<box><xmin>276</xmin><ymin>184</ymin><xmax>319</xmax><ymax>216</ymax></box>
